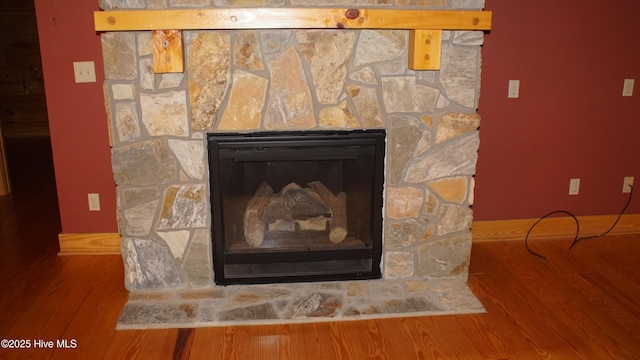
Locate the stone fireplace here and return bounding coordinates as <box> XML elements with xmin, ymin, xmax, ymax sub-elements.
<box><xmin>101</xmin><ymin>0</ymin><xmax>486</xmax><ymax>326</ymax></box>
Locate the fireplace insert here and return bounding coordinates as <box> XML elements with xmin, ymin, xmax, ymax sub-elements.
<box><xmin>208</xmin><ymin>130</ymin><xmax>385</xmax><ymax>284</ymax></box>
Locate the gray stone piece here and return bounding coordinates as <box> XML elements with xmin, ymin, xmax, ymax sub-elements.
<box><xmin>124</xmin><ymin>200</ymin><xmax>159</xmax><ymax>236</ymax></box>
<box><xmin>157</xmin><ymin>230</ymin><xmax>191</xmax><ymax>259</ymax></box>
<box><xmin>417</xmin><ymin>233</ymin><xmax>472</xmax><ymax>278</ymax></box>
<box><xmin>214</xmin><ymin>0</ymin><xmax>283</xmax><ymax>5</ymax></box>
<box><xmin>452</xmin><ymin>31</ymin><xmax>485</xmax><ymax>46</ymax></box>
<box><xmin>119</xmin><ymin>187</ymin><xmax>161</xmax><ymax>209</ymax></box>
<box><xmin>349</xmin><ymin>67</ymin><xmax>377</xmax><ymax>85</ymax></box>
<box><xmin>101</xmin><ymin>33</ymin><xmax>137</xmax><ymax>80</ymax></box>
<box><xmin>122</xmin><ymin>237</ymin><xmax>186</xmax><ymax>290</ymax></box>
<box><xmin>114</xmin><ymin>102</ymin><xmax>141</xmax><ymax>143</ymax></box>
<box><xmin>348</xmin><ymin>85</ymin><xmax>383</xmax><ymax>127</ymax></box>
<box><xmin>297</xmin><ymin>30</ymin><xmax>355</xmax><ymax>104</ymax></box>
<box><xmin>137</xmin><ymin>32</ymin><xmax>153</xmax><ymax>57</ymax></box>
<box><xmin>383</xmin><ymin>297</ymin><xmax>441</xmax><ymax>313</ymax></box>
<box><xmin>382</xmin><ymin>77</ymin><xmax>438</xmax><ymax>113</ymax></box>
<box><xmin>159</xmin><ymin>73</ymin><xmax>184</xmax><ymax>89</ymax></box>
<box><xmin>168</xmin><ymin>139</ymin><xmax>205</xmax><ymax>180</ymax></box>
<box><xmin>260</xmin><ymin>31</ymin><xmax>291</xmax><ymax>54</ymax></box>
<box><xmin>428</xmin><ymin>279</ymin><xmax>485</xmax><ymax>310</ymax></box>
<box><xmin>290</xmin><ymin>0</ymin><xmax>392</xmax><ymax>7</ymax></box>
<box><xmin>353</xmin><ymin>30</ymin><xmax>406</xmax><ymax>67</ymax></box>
<box><xmin>139</xmin><ymin>57</ymin><xmax>155</xmax><ymax>90</ymax></box>
<box><xmin>219</xmin><ymin>303</ymin><xmax>280</xmax><ymax>322</ymax></box>
<box><xmin>98</xmin><ymin>0</ymin><xmax>145</xmax><ymax>10</ymax></box>
<box><xmin>112</xmin><ymin>84</ymin><xmax>135</xmax><ymax>100</ymax></box>
<box><xmin>112</xmin><ymin>139</ymin><xmax>177</xmax><ymax>186</ymax></box>
<box><xmin>285</xmin><ymin>293</ymin><xmax>342</xmax><ymax>319</ymax></box>
<box><xmin>437</xmin><ymin>203</ymin><xmax>473</xmax><ymax>235</ymax></box>
<box><xmin>182</xmin><ymin>229</ymin><xmax>213</xmax><ymax>287</ymax></box>
<box><xmin>264</xmin><ymin>47</ymin><xmax>315</xmax><ymax>129</ymax></box>
<box><xmin>118</xmin><ymin>303</ymin><xmax>197</xmax><ymax>325</ymax></box>
<box><xmin>404</xmin><ymin>132</ymin><xmax>479</xmax><ymax>183</ymax></box>
<box><xmin>384</xmin><ymin>251</ymin><xmax>414</xmax><ymax>279</ymax></box>
<box><xmin>171</xmin><ymin>0</ymin><xmax>211</xmax><ymax>6</ymax></box>
<box><xmin>386</xmin><ymin>218</ymin><xmax>430</xmax><ymax>250</ymax></box>
<box><xmin>377</xmin><ymin>58</ymin><xmax>411</xmax><ymax>76</ymax></box>
<box><xmin>450</xmin><ymin>0</ymin><xmax>485</xmax><ymax>9</ymax></box>
<box><xmin>387</xmin><ymin>115</ymin><xmax>423</xmax><ymax>185</ymax></box>
<box><xmin>440</xmin><ymin>44</ymin><xmax>480</xmax><ymax>109</ymax></box>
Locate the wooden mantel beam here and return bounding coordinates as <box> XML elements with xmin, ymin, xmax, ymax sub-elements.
<box><xmin>95</xmin><ymin>8</ymin><xmax>491</xmax><ymax>31</ymax></box>
<box><xmin>94</xmin><ymin>8</ymin><xmax>492</xmax><ymax>71</ymax></box>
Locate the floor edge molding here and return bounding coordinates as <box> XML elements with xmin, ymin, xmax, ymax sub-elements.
<box><xmin>57</xmin><ymin>214</ymin><xmax>640</xmax><ymax>254</ymax></box>
<box><xmin>58</xmin><ymin>232</ymin><xmax>121</xmax><ymax>255</ymax></box>
<box><xmin>472</xmin><ymin>214</ymin><xmax>640</xmax><ymax>242</ymax></box>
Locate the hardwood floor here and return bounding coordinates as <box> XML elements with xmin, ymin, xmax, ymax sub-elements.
<box><xmin>1</xmin><ymin>137</ymin><xmax>639</xmax><ymax>359</ymax></box>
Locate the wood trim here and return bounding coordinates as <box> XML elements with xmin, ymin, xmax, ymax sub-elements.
<box><xmin>409</xmin><ymin>29</ymin><xmax>442</xmax><ymax>70</ymax></box>
<box><xmin>0</xmin><ymin>122</ymin><xmax>11</xmax><ymax>196</ymax></box>
<box><xmin>472</xmin><ymin>214</ymin><xmax>640</xmax><ymax>242</ymax></box>
<box><xmin>152</xmin><ymin>29</ymin><xmax>184</xmax><ymax>73</ymax></box>
<box><xmin>95</xmin><ymin>9</ymin><xmax>492</xmax><ymax>32</ymax></box>
<box><xmin>58</xmin><ymin>233</ymin><xmax>121</xmax><ymax>255</ymax></box>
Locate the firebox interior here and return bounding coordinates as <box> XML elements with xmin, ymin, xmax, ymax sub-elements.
<box><xmin>208</xmin><ymin>130</ymin><xmax>385</xmax><ymax>284</ymax></box>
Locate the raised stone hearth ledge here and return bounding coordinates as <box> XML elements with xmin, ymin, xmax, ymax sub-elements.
<box><xmin>118</xmin><ymin>278</ymin><xmax>484</xmax><ymax>329</ymax></box>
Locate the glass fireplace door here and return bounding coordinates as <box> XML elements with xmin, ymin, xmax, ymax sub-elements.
<box><xmin>208</xmin><ymin>130</ymin><xmax>385</xmax><ymax>285</ymax></box>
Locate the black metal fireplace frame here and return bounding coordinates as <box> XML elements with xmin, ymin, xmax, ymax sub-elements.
<box><xmin>207</xmin><ymin>130</ymin><xmax>385</xmax><ymax>285</ymax></box>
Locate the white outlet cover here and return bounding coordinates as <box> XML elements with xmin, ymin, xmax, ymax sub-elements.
<box><xmin>508</xmin><ymin>80</ymin><xmax>520</xmax><ymax>98</ymax></box>
<box><xmin>88</xmin><ymin>193</ymin><xmax>101</xmax><ymax>211</ymax></box>
<box><xmin>569</xmin><ymin>178</ymin><xmax>580</xmax><ymax>195</ymax></box>
<box><xmin>623</xmin><ymin>79</ymin><xmax>634</xmax><ymax>97</ymax></box>
<box><xmin>623</xmin><ymin>176</ymin><xmax>634</xmax><ymax>193</ymax></box>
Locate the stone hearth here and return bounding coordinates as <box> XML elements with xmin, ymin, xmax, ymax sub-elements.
<box><xmin>100</xmin><ymin>0</ymin><xmax>486</xmax><ymax>326</ymax></box>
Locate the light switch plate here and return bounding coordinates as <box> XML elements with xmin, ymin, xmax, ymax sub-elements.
<box><xmin>73</xmin><ymin>61</ymin><xmax>96</xmax><ymax>83</ymax></box>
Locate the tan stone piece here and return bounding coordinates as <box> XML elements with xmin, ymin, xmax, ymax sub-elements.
<box><xmin>427</xmin><ymin>176</ymin><xmax>468</xmax><ymax>204</ymax></box>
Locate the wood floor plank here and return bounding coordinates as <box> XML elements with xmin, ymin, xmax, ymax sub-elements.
<box><xmin>53</xmin><ymin>256</ymin><xmax>128</xmax><ymax>359</ymax></box>
<box><xmin>469</xmin><ymin>242</ymin><xmax>600</xmax><ymax>359</ymax></box>
<box><xmin>471</xmin><ymin>239</ymin><xmax>640</xmax><ymax>359</ymax></box>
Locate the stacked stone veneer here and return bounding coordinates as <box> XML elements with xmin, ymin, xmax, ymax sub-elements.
<box><xmin>100</xmin><ymin>0</ymin><xmax>485</xmax><ymax>291</ymax></box>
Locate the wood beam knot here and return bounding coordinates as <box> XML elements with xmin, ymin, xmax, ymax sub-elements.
<box><xmin>345</xmin><ymin>9</ymin><xmax>359</xmax><ymax>20</ymax></box>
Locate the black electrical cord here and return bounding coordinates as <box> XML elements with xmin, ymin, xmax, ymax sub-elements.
<box><xmin>525</xmin><ymin>184</ymin><xmax>633</xmax><ymax>259</ymax></box>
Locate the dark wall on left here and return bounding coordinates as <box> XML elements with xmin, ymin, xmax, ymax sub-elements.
<box><xmin>0</xmin><ymin>1</ymin><xmax>48</xmax><ymax>137</ymax></box>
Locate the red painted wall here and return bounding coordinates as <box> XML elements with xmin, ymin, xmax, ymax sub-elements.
<box><xmin>33</xmin><ymin>0</ymin><xmax>639</xmax><ymax>234</ymax></box>
<box><xmin>475</xmin><ymin>0</ymin><xmax>640</xmax><ymax>220</ymax></box>
<box><xmin>34</xmin><ymin>0</ymin><xmax>117</xmax><ymax>233</ymax></box>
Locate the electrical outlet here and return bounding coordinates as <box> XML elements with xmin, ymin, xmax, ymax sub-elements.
<box><xmin>622</xmin><ymin>79</ymin><xmax>634</xmax><ymax>97</ymax></box>
<box><xmin>73</xmin><ymin>61</ymin><xmax>96</xmax><ymax>83</ymax></box>
<box><xmin>622</xmin><ymin>176</ymin><xmax>634</xmax><ymax>193</ymax></box>
<box><xmin>88</xmin><ymin>193</ymin><xmax>101</xmax><ymax>211</ymax></box>
<box><xmin>508</xmin><ymin>80</ymin><xmax>520</xmax><ymax>98</ymax></box>
<box><xmin>569</xmin><ymin>178</ymin><xmax>580</xmax><ymax>195</ymax></box>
